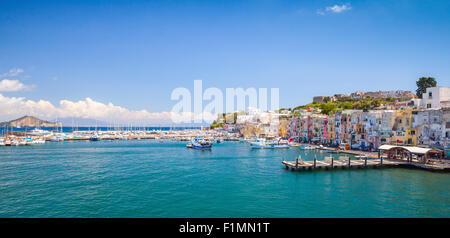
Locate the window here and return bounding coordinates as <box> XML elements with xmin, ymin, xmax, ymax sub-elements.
<box><xmin>429</xmin><ymin>92</ymin><xmax>432</xmax><ymax>98</ymax></box>
<box><xmin>427</xmin><ymin>104</ymin><xmax>432</xmax><ymax>108</ymax></box>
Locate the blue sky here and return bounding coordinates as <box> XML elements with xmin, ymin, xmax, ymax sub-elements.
<box><xmin>0</xmin><ymin>0</ymin><xmax>449</xmax><ymax>122</ymax></box>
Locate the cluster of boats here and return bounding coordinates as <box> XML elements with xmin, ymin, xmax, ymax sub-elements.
<box><xmin>0</xmin><ymin>137</ymin><xmax>46</xmax><ymax>146</ymax></box>
<box><xmin>185</xmin><ymin>136</ymin><xmax>319</xmax><ymax>150</ymax></box>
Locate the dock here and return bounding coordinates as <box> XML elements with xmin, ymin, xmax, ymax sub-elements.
<box><xmin>282</xmin><ymin>154</ymin><xmax>450</xmax><ymax>172</ymax></box>
<box><xmin>282</xmin><ymin>156</ymin><xmax>408</xmax><ymax>171</ymax></box>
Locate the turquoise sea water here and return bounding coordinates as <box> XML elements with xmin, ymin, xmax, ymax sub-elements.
<box><xmin>0</xmin><ymin>140</ymin><xmax>449</xmax><ymax>218</ymax></box>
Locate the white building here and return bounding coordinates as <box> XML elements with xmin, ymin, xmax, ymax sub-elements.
<box><xmin>442</xmin><ymin>108</ymin><xmax>450</xmax><ymax>146</ymax></box>
<box><xmin>413</xmin><ymin>109</ymin><xmax>443</xmax><ymax>146</ymax></box>
<box><xmin>411</xmin><ymin>86</ymin><xmax>450</xmax><ymax>109</ymax></box>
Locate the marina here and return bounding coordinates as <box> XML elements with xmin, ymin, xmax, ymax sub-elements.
<box><xmin>2</xmin><ymin>126</ymin><xmax>449</xmax><ymax>172</ymax></box>
<box><xmin>0</xmin><ymin>127</ymin><xmax>241</xmax><ymax>146</ymax></box>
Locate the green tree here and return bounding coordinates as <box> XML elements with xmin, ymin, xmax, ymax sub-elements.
<box><xmin>341</xmin><ymin>101</ymin><xmax>353</xmax><ymax>109</ymax></box>
<box><xmin>320</xmin><ymin>102</ymin><xmax>338</xmax><ymax>115</ymax></box>
<box><xmin>416</xmin><ymin>77</ymin><xmax>437</xmax><ymax>98</ymax></box>
<box><xmin>371</xmin><ymin>99</ymin><xmax>381</xmax><ymax>108</ymax></box>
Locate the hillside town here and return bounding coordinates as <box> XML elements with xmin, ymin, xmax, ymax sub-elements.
<box><xmin>213</xmin><ymin>85</ymin><xmax>450</xmax><ymax>159</ymax></box>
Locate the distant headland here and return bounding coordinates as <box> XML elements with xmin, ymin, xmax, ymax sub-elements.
<box><xmin>0</xmin><ymin>116</ymin><xmax>62</xmax><ymax>128</ymax></box>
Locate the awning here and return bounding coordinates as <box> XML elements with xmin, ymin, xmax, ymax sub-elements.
<box><xmin>378</xmin><ymin>145</ymin><xmax>439</xmax><ymax>155</ymax></box>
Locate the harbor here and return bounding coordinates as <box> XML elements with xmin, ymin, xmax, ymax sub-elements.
<box><xmin>2</xmin><ymin>124</ymin><xmax>449</xmax><ymax>172</ymax></box>
<box><xmin>1</xmin><ymin>140</ymin><xmax>449</xmax><ymax>218</ymax></box>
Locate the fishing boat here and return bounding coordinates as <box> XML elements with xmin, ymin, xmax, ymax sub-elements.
<box><xmin>249</xmin><ymin>138</ymin><xmax>272</xmax><ymax>149</ymax></box>
<box><xmin>28</xmin><ymin>128</ymin><xmax>51</xmax><ymax>136</ymax></box>
<box><xmin>90</xmin><ymin>134</ymin><xmax>101</xmax><ymax>141</ymax></box>
<box><xmin>272</xmin><ymin>144</ymin><xmax>289</xmax><ymax>149</ymax></box>
<box><xmin>288</xmin><ymin>142</ymin><xmax>303</xmax><ymax>147</ymax></box>
<box><xmin>299</xmin><ymin>144</ymin><xmax>315</xmax><ymax>150</ymax></box>
<box><xmin>249</xmin><ymin>138</ymin><xmax>289</xmax><ymax>149</ymax></box>
<box><xmin>33</xmin><ymin>138</ymin><xmax>46</xmax><ymax>144</ymax></box>
<box><xmin>50</xmin><ymin>136</ymin><xmax>64</xmax><ymax>142</ymax></box>
<box><xmin>277</xmin><ymin>138</ymin><xmax>289</xmax><ymax>145</ymax></box>
<box><xmin>24</xmin><ymin>137</ymin><xmax>34</xmax><ymax>145</ymax></box>
<box><xmin>189</xmin><ymin>136</ymin><xmax>212</xmax><ymax>149</ymax></box>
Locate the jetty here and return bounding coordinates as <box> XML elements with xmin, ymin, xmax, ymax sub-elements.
<box><xmin>283</xmin><ymin>157</ymin><xmax>407</xmax><ymax>171</ymax></box>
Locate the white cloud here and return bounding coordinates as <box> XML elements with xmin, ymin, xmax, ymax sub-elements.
<box><xmin>0</xmin><ymin>68</ymin><xmax>24</xmax><ymax>78</ymax></box>
<box><xmin>0</xmin><ymin>94</ymin><xmax>216</xmax><ymax>124</ymax></box>
<box><xmin>0</xmin><ymin>79</ymin><xmax>31</xmax><ymax>92</ymax></box>
<box><xmin>318</xmin><ymin>3</ymin><xmax>352</xmax><ymax>15</ymax></box>
<box><xmin>316</xmin><ymin>10</ymin><xmax>325</xmax><ymax>15</ymax></box>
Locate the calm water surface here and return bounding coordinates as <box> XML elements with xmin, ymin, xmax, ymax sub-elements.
<box><xmin>0</xmin><ymin>141</ymin><xmax>449</xmax><ymax>217</ymax></box>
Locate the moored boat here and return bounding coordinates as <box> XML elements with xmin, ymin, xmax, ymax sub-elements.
<box><xmin>249</xmin><ymin>138</ymin><xmax>289</xmax><ymax>149</ymax></box>
<box><xmin>190</xmin><ymin>136</ymin><xmax>212</xmax><ymax>149</ymax></box>
<box><xmin>90</xmin><ymin>134</ymin><xmax>101</xmax><ymax>141</ymax></box>
<box><xmin>300</xmin><ymin>145</ymin><xmax>316</xmax><ymax>150</ymax></box>
<box><xmin>249</xmin><ymin>138</ymin><xmax>272</xmax><ymax>149</ymax></box>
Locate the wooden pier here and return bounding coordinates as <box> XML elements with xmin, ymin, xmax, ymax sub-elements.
<box><xmin>288</xmin><ymin>144</ymin><xmax>450</xmax><ymax>172</ymax></box>
<box><xmin>282</xmin><ymin>156</ymin><xmax>407</xmax><ymax>171</ymax></box>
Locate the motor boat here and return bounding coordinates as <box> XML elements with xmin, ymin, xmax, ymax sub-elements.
<box><xmin>300</xmin><ymin>144</ymin><xmax>315</xmax><ymax>150</ymax></box>
<box><xmin>250</xmin><ymin>138</ymin><xmax>289</xmax><ymax>149</ymax></box>
<box><xmin>249</xmin><ymin>138</ymin><xmax>272</xmax><ymax>149</ymax></box>
<box><xmin>190</xmin><ymin>136</ymin><xmax>212</xmax><ymax>149</ymax></box>
<box><xmin>90</xmin><ymin>134</ymin><xmax>101</xmax><ymax>141</ymax></box>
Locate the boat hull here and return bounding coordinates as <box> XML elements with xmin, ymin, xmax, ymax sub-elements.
<box><xmin>250</xmin><ymin>143</ymin><xmax>289</xmax><ymax>149</ymax></box>
<box><xmin>192</xmin><ymin>144</ymin><xmax>212</xmax><ymax>149</ymax></box>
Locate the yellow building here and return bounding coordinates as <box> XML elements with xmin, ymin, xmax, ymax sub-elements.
<box><xmin>392</xmin><ymin>110</ymin><xmax>416</xmax><ymax>145</ymax></box>
<box><xmin>405</xmin><ymin>128</ymin><xmax>417</xmax><ymax>146</ymax></box>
